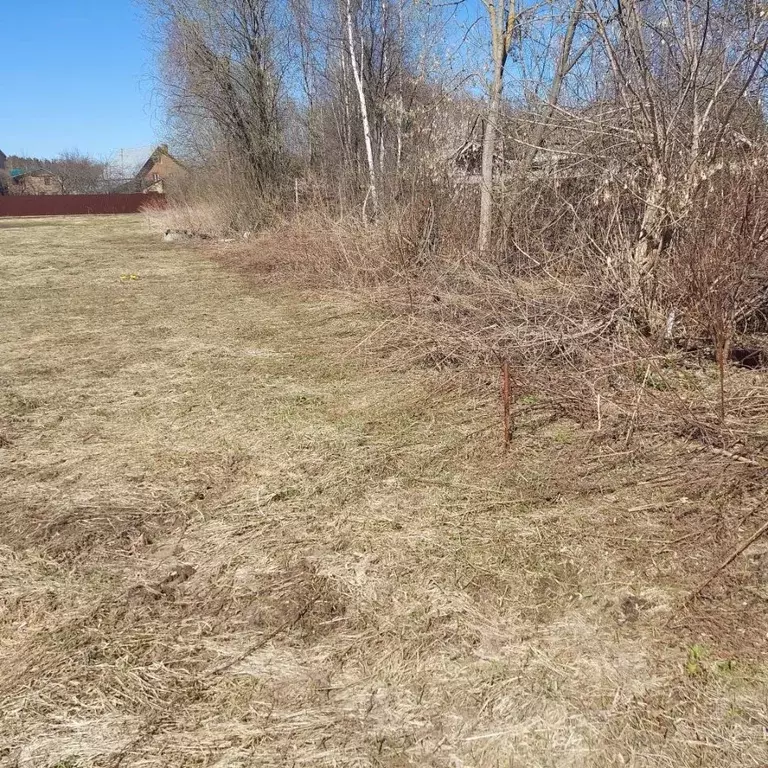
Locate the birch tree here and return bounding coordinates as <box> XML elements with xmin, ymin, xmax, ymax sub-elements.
<box><xmin>346</xmin><ymin>0</ymin><xmax>380</xmax><ymax>216</ymax></box>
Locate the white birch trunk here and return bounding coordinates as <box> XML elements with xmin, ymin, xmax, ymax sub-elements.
<box><xmin>346</xmin><ymin>0</ymin><xmax>379</xmax><ymax>217</ymax></box>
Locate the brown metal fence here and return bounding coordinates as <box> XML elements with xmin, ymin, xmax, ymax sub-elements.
<box><xmin>0</xmin><ymin>193</ymin><xmax>166</xmax><ymax>218</ymax></box>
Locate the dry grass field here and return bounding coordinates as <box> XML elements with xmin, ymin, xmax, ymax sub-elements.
<box><xmin>1</xmin><ymin>215</ymin><xmax>767</xmax><ymax>767</ymax></box>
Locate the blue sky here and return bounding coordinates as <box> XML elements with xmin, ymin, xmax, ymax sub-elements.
<box><xmin>1</xmin><ymin>0</ymin><xmax>162</xmax><ymax>160</ymax></box>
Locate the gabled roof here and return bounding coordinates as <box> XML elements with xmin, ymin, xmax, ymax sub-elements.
<box><xmin>104</xmin><ymin>146</ymin><xmax>157</xmax><ymax>180</ymax></box>
<box><xmin>134</xmin><ymin>145</ymin><xmax>185</xmax><ymax>179</ymax></box>
<box><xmin>103</xmin><ymin>145</ymin><xmax>183</xmax><ymax>181</ymax></box>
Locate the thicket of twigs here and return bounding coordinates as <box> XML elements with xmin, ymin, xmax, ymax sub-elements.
<box><xmin>144</xmin><ymin>0</ymin><xmax>768</xmax><ymax>465</ymax></box>
<box><xmin>150</xmin><ymin>158</ymin><xmax>768</xmax><ymax>458</ymax></box>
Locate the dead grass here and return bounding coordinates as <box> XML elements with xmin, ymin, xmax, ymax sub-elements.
<box><xmin>143</xmin><ymin>199</ymin><xmax>236</xmax><ymax>239</ymax></box>
<box><xmin>1</xmin><ymin>215</ymin><xmax>768</xmax><ymax>767</ymax></box>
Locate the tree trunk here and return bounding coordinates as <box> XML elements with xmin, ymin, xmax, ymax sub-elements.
<box><xmin>501</xmin><ymin>0</ymin><xmax>584</xmax><ymax>243</ymax></box>
<box><xmin>338</xmin><ymin>50</ymin><xmax>354</xmax><ymax>174</ymax></box>
<box><xmin>477</xmin><ymin>0</ymin><xmax>515</xmax><ymax>257</ymax></box>
<box><xmin>478</xmin><ymin>86</ymin><xmax>501</xmax><ymax>256</ymax></box>
<box><xmin>395</xmin><ymin>0</ymin><xmax>404</xmax><ymax>178</ymax></box>
<box><xmin>346</xmin><ymin>0</ymin><xmax>379</xmax><ymax>218</ymax></box>
<box><xmin>629</xmin><ymin>167</ymin><xmax>671</xmax><ymax>331</ymax></box>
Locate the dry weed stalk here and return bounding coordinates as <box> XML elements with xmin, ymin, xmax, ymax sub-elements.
<box><xmin>501</xmin><ymin>359</ymin><xmax>511</xmax><ymax>451</ymax></box>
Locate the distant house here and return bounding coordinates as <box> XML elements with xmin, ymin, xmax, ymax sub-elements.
<box><xmin>135</xmin><ymin>145</ymin><xmax>186</xmax><ymax>193</ymax></box>
<box><xmin>104</xmin><ymin>144</ymin><xmax>186</xmax><ymax>194</ymax></box>
<box><xmin>9</xmin><ymin>168</ymin><xmax>64</xmax><ymax>195</ymax></box>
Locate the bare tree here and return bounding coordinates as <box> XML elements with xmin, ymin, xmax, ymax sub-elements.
<box><xmin>477</xmin><ymin>0</ymin><xmax>519</xmax><ymax>256</ymax></box>
<box><xmin>676</xmin><ymin>168</ymin><xmax>768</xmax><ymax>420</ymax></box>
<box><xmin>289</xmin><ymin>0</ymin><xmax>323</xmax><ymax>167</ymax></box>
<box><xmin>518</xmin><ymin>0</ymin><xmax>588</xmax><ymax>171</ymax></box>
<box><xmin>585</xmin><ymin>0</ymin><xmax>768</xmax><ymax>330</ymax></box>
<box><xmin>147</xmin><ymin>0</ymin><xmax>287</xmax><ymax>195</ymax></box>
<box><xmin>51</xmin><ymin>151</ymin><xmax>105</xmax><ymax>194</ymax></box>
<box><xmin>345</xmin><ymin>0</ymin><xmax>380</xmax><ymax>216</ymax></box>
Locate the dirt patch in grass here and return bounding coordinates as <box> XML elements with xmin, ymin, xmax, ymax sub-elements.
<box><xmin>1</xmin><ymin>216</ymin><xmax>767</xmax><ymax>767</ymax></box>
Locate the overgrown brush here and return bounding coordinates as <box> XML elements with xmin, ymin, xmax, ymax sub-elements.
<box><xmin>153</xmin><ymin>159</ymin><xmax>768</xmax><ymax>466</ymax></box>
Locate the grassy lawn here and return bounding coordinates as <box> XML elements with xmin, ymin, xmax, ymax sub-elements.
<box><xmin>0</xmin><ymin>215</ymin><xmax>766</xmax><ymax>767</ymax></box>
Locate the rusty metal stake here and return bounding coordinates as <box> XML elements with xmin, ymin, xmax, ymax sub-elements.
<box><xmin>501</xmin><ymin>359</ymin><xmax>511</xmax><ymax>452</ymax></box>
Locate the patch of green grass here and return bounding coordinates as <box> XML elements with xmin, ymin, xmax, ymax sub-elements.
<box><xmin>685</xmin><ymin>643</ymin><xmax>709</xmax><ymax>677</ymax></box>
<box><xmin>551</xmin><ymin>428</ymin><xmax>574</xmax><ymax>445</ymax></box>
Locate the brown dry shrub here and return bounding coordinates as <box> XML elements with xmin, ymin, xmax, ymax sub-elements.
<box><xmin>669</xmin><ymin>168</ymin><xmax>768</xmax><ymax>340</ymax></box>
<box><xmin>154</xmin><ymin>162</ymin><xmax>768</xmax><ymax>466</ymax></box>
